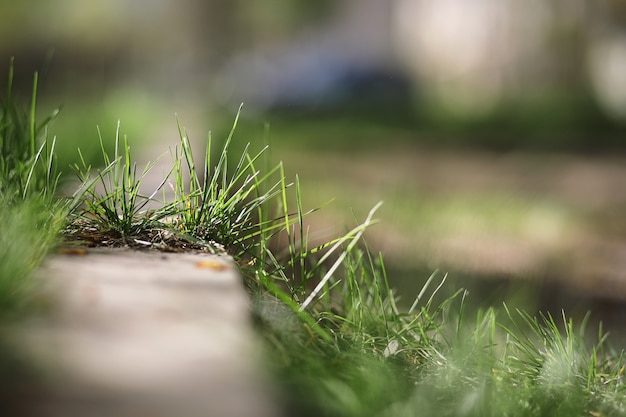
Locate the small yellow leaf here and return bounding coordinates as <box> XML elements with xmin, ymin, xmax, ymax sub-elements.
<box><xmin>195</xmin><ymin>260</ymin><xmax>229</xmax><ymax>271</ymax></box>
<box><xmin>56</xmin><ymin>247</ymin><xmax>89</xmax><ymax>255</ymax></box>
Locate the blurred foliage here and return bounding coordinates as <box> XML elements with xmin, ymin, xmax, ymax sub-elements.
<box><xmin>2</xmin><ymin>0</ymin><xmax>625</xmax><ymax>157</ymax></box>
<box><xmin>413</xmin><ymin>91</ymin><xmax>624</xmax><ymax>152</ymax></box>
<box><xmin>41</xmin><ymin>89</ymin><xmax>168</xmax><ymax>178</ymax></box>
<box><xmin>210</xmin><ymin>88</ymin><xmax>624</xmax><ymax>157</ymax></box>
<box><xmin>233</xmin><ymin>0</ymin><xmax>335</xmax><ymax>35</ymax></box>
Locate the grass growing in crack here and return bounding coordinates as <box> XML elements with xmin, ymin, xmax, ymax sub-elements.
<box><xmin>67</xmin><ymin>111</ymin><xmax>289</xmax><ymax>254</ymax></box>
<box><xmin>168</xmin><ymin>111</ymin><xmax>286</xmax><ymax>254</ymax></box>
<box><xmin>70</xmin><ymin>120</ymin><xmax>173</xmax><ymax>239</ymax></box>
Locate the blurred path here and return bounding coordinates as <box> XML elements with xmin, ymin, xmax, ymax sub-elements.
<box><xmin>15</xmin><ymin>248</ymin><xmax>278</xmax><ymax>417</ymax></box>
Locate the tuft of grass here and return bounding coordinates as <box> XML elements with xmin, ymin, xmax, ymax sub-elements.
<box><xmin>70</xmin><ymin>120</ymin><xmax>173</xmax><ymax>239</ymax></box>
<box><xmin>67</xmin><ymin>110</ymin><xmax>292</xmax><ymax>255</ymax></box>
<box><xmin>168</xmin><ymin>110</ymin><xmax>286</xmax><ymax>254</ymax></box>
<box><xmin>0</xmin><ymin>59</ymin><xmax>64</xmax><ymax>319</ymax></box>
<box><xmin>1</xmin><ymin>59</ymin><xmax>61</xmax><ymax>204</ymax></box>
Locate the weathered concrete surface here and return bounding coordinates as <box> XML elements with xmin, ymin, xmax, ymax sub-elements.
<box><xmin>15</xmin><ymin>248</ymin><xmax>278</xmax><ymax>417</ymax></box>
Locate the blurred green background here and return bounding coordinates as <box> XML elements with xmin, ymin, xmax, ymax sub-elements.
<box><xmin>3</xmin><ymin>0</ymin><xmax>626</xmax><ymax>328</ymax></box>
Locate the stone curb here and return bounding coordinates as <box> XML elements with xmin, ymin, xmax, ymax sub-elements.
<box><xmin>16</xmin><ymin>248</ymin><xmax>279</xmax><ymax>417</ymax></box>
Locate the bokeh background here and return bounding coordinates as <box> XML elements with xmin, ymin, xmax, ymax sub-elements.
<box><xmin>3</xmin><ymin>0</ymin><xmax>626</xmax><ymax>332</ymax></box>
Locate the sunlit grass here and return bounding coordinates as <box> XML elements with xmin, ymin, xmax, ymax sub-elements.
<box><xmin>255</xmin><ymin>243</ymin><xmax>626</xmax><ymax>417</ymax></box>
<box><xmin>2</xmin><ymin>61</ymin><xmax>625</xmax><ymax>416</ymax></box>
<box><xmin>0</xmin><ymin>60</ymin><xmax>65</xmax><ymax>319</ymax></box>
<box><xmin>69</xmin><ymin>120</ymin><xmax>174</xmax><ymax>239</ymax></box>
<box><xmin>63</xmin><ymin>108</ymin><xmax>626</xmax><ymax>416</ymax></box>
<box><xmin>168</xmin><ymin>110</ymin><xmax>287</xmax><ymax>254</ymax></box>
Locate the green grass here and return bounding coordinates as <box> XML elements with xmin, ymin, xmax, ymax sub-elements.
<box><xmin>0</xmin><ymin>60</ymin><xmax>65</xmax><ymax>319</ymax></box>
<box><xmin>168</xmin><ymin>110</ymin><xmax>287</xmax><ymax>254</ymax></box>
<box><xmin>254</xmin><ymin>246</ymin><xmax>626</xmax><ymax>416</ymax></box>
<box><xmin>2</xmin><ymin>62</ymin><xmax>626</xmax><ymax>416</ymax></box>
<box><xmin>69</xmin><ymin>120</ymin><xmax>174</xmax><ymax>239</ymax></box>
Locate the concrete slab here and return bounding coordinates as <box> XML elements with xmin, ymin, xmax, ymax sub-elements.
<box><xmin>16</xmin><ymin>248</ymin><xmax>279</xmax><ymax>417</ymax></box>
